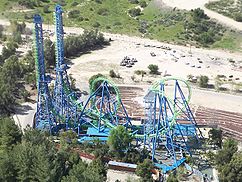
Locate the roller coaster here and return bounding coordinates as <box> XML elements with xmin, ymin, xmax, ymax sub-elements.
<box><xmin>34</xmin><ymin>5</ymin><xmax>202</xmax><ymax>173</ymax></box>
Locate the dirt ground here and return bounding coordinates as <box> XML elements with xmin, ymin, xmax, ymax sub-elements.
<box><xmin>67</xmin><ymin>36</ymin><xmax>242</xmax><ymax>113</ymax></box>
<box><xmin>69</xmin><ymin>38</ymin><xmax>242</xmax><ymax>82</ymax></box>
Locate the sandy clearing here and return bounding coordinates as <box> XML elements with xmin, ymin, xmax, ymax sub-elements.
<box><xmin>68</xmin><ymin>37</ymin><xmax>242</xmax><ymax>113</ymax></box>
<box><xmin>69</xmin><ymin>38</ymin><xmax>242</xmax><ymax>83</ymax></box>
<box><xmin>162</xmin><ymin>0</ymin><xmax>242</xmax><ymax>31</ymax></box>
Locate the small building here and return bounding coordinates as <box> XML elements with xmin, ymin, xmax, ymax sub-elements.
<box><xmin>108</xmin><ymin>161</ymin><xmax>137</xmax><ymax>172</ymax></box>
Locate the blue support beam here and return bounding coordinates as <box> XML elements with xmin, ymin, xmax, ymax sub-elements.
<box><xmin>33</xmin><ymin>14</ymin><xmax>54</xmax><ymax>131</ymax></box>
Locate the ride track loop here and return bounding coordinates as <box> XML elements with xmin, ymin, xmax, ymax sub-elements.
<box><xmin>34</xmin><ymin>5</ymin><xmax>202</xmax><ymax>173</ymax></box>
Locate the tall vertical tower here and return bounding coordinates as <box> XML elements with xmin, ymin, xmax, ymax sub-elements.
<box><xmin>52</xmin><ymin>5</ymin><xmax>78</xmax><ymax>129</ymax></box>
<box><xmin>53</xmin><ymin>5</ymin><xmax>70</xmax><ymax>118</ymax></box>
<box><xmin>34</xmin><ymin>14</ymin><xmax>54</xmax><ymax>130</ymax></box>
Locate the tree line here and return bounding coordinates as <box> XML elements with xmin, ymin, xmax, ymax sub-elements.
<box><xmin>0</xmin><ymin>118</ymin><xmax>107</xmax><ymax>182</ymax></box>
<box><xmin>0</xmin><ymin>20</ymin><xmax>108</xmax><ymax>116</ymax></box>
<box><xmin>0</xmin><ymin>118</ymin><xmax>154</xmax><ymax>181</ymax></box>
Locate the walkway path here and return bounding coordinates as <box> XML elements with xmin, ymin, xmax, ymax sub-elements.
<box><xmin>162</xmin><ymin>0</ymin><xmax>242</xmax><ymax>31</ymax></box>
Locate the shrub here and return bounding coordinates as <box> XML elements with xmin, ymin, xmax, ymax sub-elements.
<box><xmin>191</xmin><ymin>8</ymin><xmax>209</xmax><ymax>21</ymax></box>
<box><xmin>139</xmin><ymin>0</ymin><xmax>147</xmax><ymax>8</ymax></box>
<box><xmin>18</xmin><ymin>0</ymin><xmax>36</xmax><ymax>8</ymax></box>
<box><xmin>93</xmin><ymin>22</ymin><xmax>100</xmax><ymax>28</ymax></box>
<box><xmin>109</xmin><ymin>70</ymin><xmax>117</xmax><ymax>78</ymax></box>
<box><xmin>234</xmin><ymin>13</ymin><xmax>242</xmax><ymax>22</ymax></box>
<box><xmin>135</xmin><ymin>70</ymin><xmax>146</xmax><ymax>81</ymax></box>
<box><xmin>43</xmin><ymin>5</ymin><xmax>50</xmax><ymax>13</ymax></box>
<box><xmin>129</xmin><ymin>0</ymin><xmax>139</xmax><ymax>4</ymax></box>
<box><xmin>64</xmin><ymin>30</ymin><xmax>107</xmax><ymax>58</ymax></box>
<box><xmin>78</xmin><ymin>16</ymin><xmax>84</xmax><ymax>21</ymax></box>
<box><xmin>148</xmin><ymin>64</ymin><xmax>159</xmax><ymax>74</ymax></box>
<box><xmin>89</xmin><ymin>73</ymin><xmax>106</xmax><ymax>89</ymax></box>
<box><xmin>97</xmin><ymin>8</ymin><xmax>109</xmax><ymax>16</ymax></box>
<box><xmin>95</xmin><ymin>0</ymin><xmax>103</xmax><ymax>4</ymax></box>
<box><xmin>68</xmin><ymin>10</ymin><xmax>80</xmax><ymax>19</ymax></box>
<box><xmin>136</xmin><ymin>159</ymin><xmax>154</xmax><ymax>181</ymax></box>
<box><xmin>128</xmin><ymin>8</ymin><xmax>141</xmax><ymax>17</ymax></box>
<box><xmin>198</xmin><ymin>75</ymin><xmax>209</xmax><ymax>88</ymax></box>
<box><xmin>113</xmin><ymin>21</ymin><xmax>122</xmax><ymax>26</ymax></box>
<box><xmin>71</xmin><ymin>2</ymin><xmax>78</xmax><ymax>7</ymax></box>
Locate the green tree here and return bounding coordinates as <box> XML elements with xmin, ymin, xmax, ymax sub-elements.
<box><xmin>68</xmin><ymin>10</ymin><xmax>80</xmax><ymax>19</ymax></box>
<box><xmin>139</xmin><ymin>0</ymin><xmax>147</xmax><ymax>8</ymax></box>
<box><xmin>59</xmin><ymin>130</ymin><xmax>78</xmax><ymax>150</ymax></box>
<box><xmin>215</xmin><ymin>138</ymin><xmax>238</xmax><ymax>171</ymax></box>
<box><xmin>1</xmin><ymin>55</ymin><xmax>23</xmax><ymax>86</ymax></box>
<box><xmin>234</xmin><ymin>13</ymin><xmax>242</xmax><ymax>22</ymax></box>
<box><xmin>88</xmin><ymin>73</ymin><xmax>106</xmax><ymax>92</ymax></box>
<box><xmin>69</xmin><ymin>75</ymin><xmax>77</xmax><ymax>90</ymax></box>
<box><xmin>0</xmin><ymin>25</ymin><xmax>3</xmax><ymax>38</ymax></box>
<box><xmin>219</xmin><ymin>152</ymin><xmax>242</xmax><ymax>182</ymax></box>
<box><xmin>215</xmin><ymin>138</ymin><xmax>241</xmax><ymax>182</ymax></box>
<box><xmin>43</xmin><ymin>5</ymin><xmax>50</xmax><ymax>13</ymax></box>
<box><xmin>134</xmin><ymin>70</ymin><xmax>146</xmax><ymax>81</ymax></box>
<box><xmin>191</xmin><ymin>8</ymin><xmax>209</xmax><ymax>22</ymax></box>
<box><xmin>13</xmin><ymin>32</ymin><xmax>22</xmax><ymax>44</ymax></box>
<box><xmin>128</xmin><ymin>8</ymin><xmax>141</xmax><ymax>17</ymax></box>
<box><xmin>0</xmin><ymin>81</ymin><xmax>15</xmax><ymax>114</ymax></box>
<box><xmin>21</xmin><ymin>50</ymin><xmax>36</xmax><ymax>86</ymax></box>
<box><xmin>107</xmin><ymin>125</ymin><xmax>132</xmax><ymax>157</ymax></box>
<box><xmin>198</xmin><ymin>75</ymin><xmax>209</xmax><ymax>88</ymax></box>
<box><xmin>61</xmin><ymin>160</ymin><xmax>87</xmax><ymax>181</ymax></box>
<box><xmin>64</xmin><ymin>29</ymin><xmax>107</xmax><ymax>58</ymax></box>
<box><xmin>44</xmin><ymin>38</ymin><xmax>55</xmax><ymax>68</ymax></box>
<box><xmin>129</xmin><ymin>0</ymin><xmax>139</xmax><ymax>4</ymax></box>
<box><xmin>0</xmin><ymin>152</ymin><xmax>17</xmax><ymax>181</ymax></box>
<box><xmin>135</xmin><ymin>159</ymin><xmax>154</xmax><ymax>182</ymax></box>
<box><xmin>208</xmin><ymin>128</ymin><xmax>222</xmax><ymax>148</ymax></box>
<box><xmin>86</xmin><ymin>158</ymin><xmax>107</xmax><ymax>181</ymax></box>
<box><xmin>62</xmin><ymin>158</ymin><xmax>106</xmax><ymax>182</ymax></box>
<box><xmin>14</xmin><ymin>129</ymin><xmax>65</xmax><ymax>182</ymax></box>
<box><xmin>148</xmin><ymin>64</ymin><xmax>159</xmax><ymax>74</ymax></box>
<box><xmin>0</xmin><ymin>117</ymin><xmax>22</xmax><ymax>150</ymax></box>
<box><xmin>167</xmin><ymin>171</ymin><xmax>179</xmax><ymax>182</ymax></box>
<box><xmin>109</xmin><ymin>69</ymin><xmax>117</xmax><ymax>78</ymax></box>
<box><xmin>1</xmin><ymin>41</ymin><xmax>18</xmax><ymax>61</ymax></box>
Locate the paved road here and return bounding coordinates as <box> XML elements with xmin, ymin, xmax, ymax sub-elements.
<box><xmin>118</xmin><ymin>84</ymin><xmax>242</xmax><ymax>114</ymax></box>
<box><xmin>162</xmin><ymin>86</ymin><xmax>242</xmax><ymax>114</ymax></box>
<box><xmin>13</xmin><ymin>102</ymin><xmax>36</xmax><ymax>131</ymax></box>
<box><xmin>162</xmin><ymin>0</ymin><xmax>242</xmax><ymax>31</ymax></box>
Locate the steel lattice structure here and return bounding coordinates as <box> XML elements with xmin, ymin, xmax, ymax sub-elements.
<box><xmin>53</xmin><ymin>5</ymin><xmax>69</xmax><ymax>117</ymax></box>
<box><xmin>33</xmin><ymin>4</ymin><xmax>202</xmax><ymax>173</ymax></box>
<box><xmin>142</xmin><ymin>78</ymin><xmax>202</xmax><ymax>173</ymax></box>
<box><xmin>52</xmin><ymin>5</ymin><xmax>78</xmax><ymax>130</ymax></box>
<box><xmin>78</xmin><ymin>78</ymin><xmax>131</xmax><ymax>133</ymax></box>
<box><xmin>34</xmin><ymin>14</ymin><xmax>54</xmax><ymax>130</ymax></box>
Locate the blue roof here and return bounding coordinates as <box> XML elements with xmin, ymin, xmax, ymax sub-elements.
<box><xmin>86</xmin><ymin>127</ymin><xmax>110</xmax><ymax>136</ymax></box>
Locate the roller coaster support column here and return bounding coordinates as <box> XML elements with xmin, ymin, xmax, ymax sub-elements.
<box><xmin>53</xmin><ymin>5</ymin><xmax>71</xmax><ymax>128</ymax></box>
<box><xmin>34</xmin><ymin>14</ymin><xmax>54</xmax><ymax>131</ymax></box>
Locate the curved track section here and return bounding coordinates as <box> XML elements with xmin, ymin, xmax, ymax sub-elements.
<box><xmin>34</xmin><ymin>5</ymin><xmax>202</xmax><ymax>173</ymax></box>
